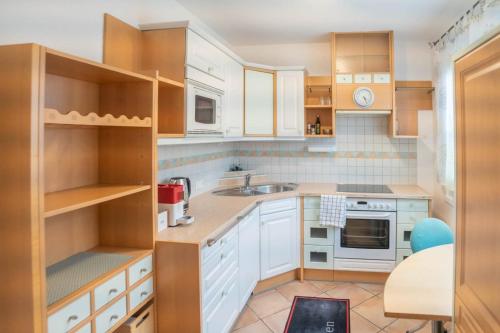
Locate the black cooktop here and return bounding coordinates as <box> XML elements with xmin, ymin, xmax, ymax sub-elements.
<box><xmin>337</xmin><ymin>184</ymin><xmax>393</xmax><ymax>194</ymax></box>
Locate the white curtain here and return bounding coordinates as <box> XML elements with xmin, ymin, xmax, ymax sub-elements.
<box><xmin>433</xmin><ymin>0</ymin><xmax>500</xmax><ymax>202</ymax></box>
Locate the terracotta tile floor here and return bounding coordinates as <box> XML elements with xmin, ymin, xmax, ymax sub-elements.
<box><xmin>232</xmin><ymin>280</ymin><xmax>436</xmax><ymax>333</ymax></box>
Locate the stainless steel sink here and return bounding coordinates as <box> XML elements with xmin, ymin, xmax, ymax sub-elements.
<box><xmin>212</xmin><ymin>183</ymin><xmax>298</xmax><ymax>197</ymax></box>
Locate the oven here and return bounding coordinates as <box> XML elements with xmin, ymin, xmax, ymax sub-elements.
<box><xmin>186</xmin><ymin>80</ymin><xmax>223</xmax><ymax>135</ymax></box>
<box><xmin>334</xmin><ymin>198</ymin><xmax>396</xmax><ymax>261</ymax></box>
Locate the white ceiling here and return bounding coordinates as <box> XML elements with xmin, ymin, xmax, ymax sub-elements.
<box><xmin>175</xmin><ymin>0</ymin><xmax>475</xmax><ymax>45</ymax></box>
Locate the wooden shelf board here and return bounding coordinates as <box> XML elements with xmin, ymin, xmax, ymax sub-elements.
<box><xmin>44</xmin><ymin>184</ymin><xmax>151</xmax><ymax>218</ymax></box>
<box><xmin>394</xmin><ymin>135</ymin><xmax>419</xmax><ymax>139</ymax></box>
<box><xmin>45</xmin><ymin>47</ymin><xmax>154</xmax><ymax>84</ymax></box>
<box><xmin>47</xmin><ymin>246</ymin><xmax>152</xmax><ymax>314</ymax></box>
<box><xmin>44</xmin><ymin>108</ymin><xmax>152</xmax><ymax>128</ymax></box>
<box><xmin>305</xmin><ymin>105</ymin><xmax>333</xmax><ymax>109</ymax></box>
<box><xmin>158</xmin><ymin>75</ymin><xmax>184</xmax><ymax>89</ymax></box>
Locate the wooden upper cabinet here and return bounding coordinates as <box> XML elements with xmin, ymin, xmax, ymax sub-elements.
<box><xmin>332</xmin><ymin>32</ymin><xmax>394</xmax><ymax>111</ymax></box>
<box><xmin>455</xmin><ymin>33</ymin><xmax>500</xmax><ymax>333</ymax></box>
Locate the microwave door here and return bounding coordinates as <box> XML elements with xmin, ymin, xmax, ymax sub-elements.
<box><xmin>195</xmin><ymin>95</ymin><xmax>216</xmax><ymax>125</ymax></box>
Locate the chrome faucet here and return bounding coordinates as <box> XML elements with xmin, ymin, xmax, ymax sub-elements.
<box><xmin>244</xmin><ymin>173</ymin><xmax>252</xmax><ymax>189</ymax></box>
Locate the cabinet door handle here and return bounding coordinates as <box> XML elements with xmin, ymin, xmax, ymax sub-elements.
<box><xmin>67</xmin><ymin>315</ymin><xmax>78</xmax><ymax>323</ymax></box>
<box><xmin>207</xmin><ymin>239</ymin><xmax>217</xmax><ymax>247</ymax></box>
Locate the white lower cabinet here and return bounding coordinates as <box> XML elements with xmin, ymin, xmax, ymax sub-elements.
<box><xmin>260</xmin><ymin>201</ymin><xmax>299</xmax><ymax>279</ymax></box>
<box><xmin>238</xmin><ymin>207</ymin><xmax>260</xmax><ymax>310</ymax></box>
<box><xmin>396</xmin><ymin>223</ymin><xmax>415</xmax><ymax>249</ymax></box>
<box><xmin>95</xmin><ymin>297</ymin><xmax>126</xmax><ymax>333</ymax></box>
<box><xmin>203</xmin><ymin>270</ymin><xmax>240</xmax><ymax>333</ymax></box>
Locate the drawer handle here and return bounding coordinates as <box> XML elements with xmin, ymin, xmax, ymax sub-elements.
<box><xmin>140</xmin><ymin>268</ymin><xmax>148</xmax><ymax>274</ymax></box>
<box><xmin>109</xmin><ymin>314</ymin><xmax>119</xmax><ymax>323</ymax></box>
<box><xmin>108</xmin><ymin>288</ymin><xmax>118</xmax><ymax>295</ymax></box>
<box><xmin>67</xmin><ymin>315</ymin><xmax>78</xmax><ymax>323</ymax></box>
<box><xmin>221</xmin><ymin>290</ymin><xmax>228</xmax><ymax>298</ymax></box>
<box><xmin>220</xmin><ymin>253</ymin><xmax>225</xmax><ymax>260</ymax></box>
<box><xmin>207</xmin><ymin>239</ymin><xmax>216</xmax><ymax>247</ymax></box>
<box><xmin>140</xmin><ymin>291</ymin><xmax>149</xmax><ymax>297</ymax></box>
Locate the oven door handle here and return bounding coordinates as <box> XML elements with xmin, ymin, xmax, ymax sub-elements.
<box><xmin>346</xmin><ymin>212</ymin><xmax>394</xmax><ymax>219</ymax></box>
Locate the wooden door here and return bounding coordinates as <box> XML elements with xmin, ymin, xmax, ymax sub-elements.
<box><xmin>455</xmin><ymin>33</ymin><xmax>500</xmax><ymax>333</ymax></box>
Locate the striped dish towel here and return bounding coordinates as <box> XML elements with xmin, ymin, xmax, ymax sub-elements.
<box><xmin>319</xmin><ymin>195</ymin><xmax>347</xmax><ymax>228</ymax></box>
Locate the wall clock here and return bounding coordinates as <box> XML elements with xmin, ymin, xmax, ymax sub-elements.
<box><xmin>353</xmin><ymin>87</ymin><xmax>375</xmax><ymax>108</ymax></box>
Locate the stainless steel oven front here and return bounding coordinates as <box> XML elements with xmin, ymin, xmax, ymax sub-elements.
<box><xmin>334</xmin><ymin>198</ymin><xmax>396</xmax><ymax>261</ymax></box>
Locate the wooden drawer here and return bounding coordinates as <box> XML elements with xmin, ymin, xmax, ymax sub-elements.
<box><xmin>304</xmin><ymin>197</ymin><xmax>320</xmax><ymax>209</ymax></box>
<box><xmin>95</xmin><ymin>297</ymin><xmax>127</xmax><ymax>333</ymax></box>
<box><xmin>94</xmin><ymin>271</ymin><xmax>126</xmax><ymax>311</ymax></box>
<box><xmin>304</xmin><ymin>245</ymin><xmax>334</xmax><ymax>270</ymax></box>
<box><xmin>128</xmin><ymin>255</ymin><xmax>153</xmax><ymax>287</ymax></box>
<box><xmin>116</xmin><ymin>305</ymin><xmax>154</xmax><ymax>333</ymax></box>
<box><xmin>260</xmin><ymin>198</ymin><xmax>296</xmax><ymax>215</ymax></box>
<box><xmin>75</xmin><ymin>322</ymin><xmax>91</xmax><ymax>333</ymax></box>
<box><xmin>304</xmin><ymin>208</ymin><xmax>320</xmax><ymax>221</ymax></box>
<box><xmin>396</xmin><ymin>224</ymin><xmax>415</xmax><ymax>249</ymax></box>
<box><xmin>304</xmin><ymin>220</ymin><xmax>334</xmax><ymax>246</ymax></box>
<box><xmin>397</xmin><ymin>211</ymin><xmax>428</xmax><ymax>224</ymax></box>
<box><xmin>397</xmin><ymin>199</ymin><xmax>429</xmax><ymax>212</ymax></box>
<box><xmin>48</xmin><ymin>293</ymin><xmax>91</xmax><ymax>333</ymax></box>
<box><xmin>396</xmin><ymin>248</ymin><xmax>413</xmax><ymax>265</ymax></box>
<box><xmin>129</xmin><ymin>277</ymin><xmax>154</xmax><ymax>312</ymax></box>
<box><xmin>202</xmin><ymin>225</ymin><xmax>237</xmax><ymax>261</ymax></box>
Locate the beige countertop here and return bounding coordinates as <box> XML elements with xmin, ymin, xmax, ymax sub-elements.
<box><xmin>156</xmin><ymin>183</ymin><xmax>431</xmax><ymax>246</ymax></box>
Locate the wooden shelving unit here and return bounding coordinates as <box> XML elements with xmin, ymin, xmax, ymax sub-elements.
<box><xmin>103</xmin><ymin>14</ymin><xmax>186</xmax><ymax>136</ymax></box>
<box><xmin>304</xmin><ymin>76</ymin><xmax>335</xmax><ymax>137</ymax></box>
<box><xmin>393</xmin><ymin>81</ymin><xmax>434</xmax><ymax>137</ymax></box>
<box><xmin>0</xmin><ymin>43</ymin><xmax>157</xmax><ymax>332</ymax></box>
<box><xmin>332</xmin><ymin>32</ymin><xmax>394</xmax><ymax>113</ymax></box>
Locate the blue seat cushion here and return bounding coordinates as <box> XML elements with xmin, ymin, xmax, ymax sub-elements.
<box><xmin>410</xmin><ymin>217</ymin><xmax>454</xmax><ymax>253</ymax></box>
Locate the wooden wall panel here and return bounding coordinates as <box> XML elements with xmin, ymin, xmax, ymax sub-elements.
<box><xmin>0</xmin><ymin>44</ymin><xmax>45</xmax><ymax>333</ymax></box>
<box><xmin>103</xmin><ymin>13</ymin><xmax>143</xmax><ymax>72</ymax></box>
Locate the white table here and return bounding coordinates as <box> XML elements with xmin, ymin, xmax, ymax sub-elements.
<box><xmin>384</xmin><ymin>244</ymin><xmax>453</xmax><ymax>332</ymax></box>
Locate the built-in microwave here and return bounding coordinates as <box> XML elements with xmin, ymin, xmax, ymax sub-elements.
<box><xmin>186</xmin><ymin>80</ymin><xmax>223</xmax><ymax>136</ymax></box>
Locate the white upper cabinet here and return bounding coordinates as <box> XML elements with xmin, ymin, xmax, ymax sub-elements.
<box><xmin>186</xmin><ymin>29</ymin><xmax>225</xmax><ymax>81</ymax></box>
<box><xmin>276</xmin><ymin>71</ymin><xmax>304</xmax><ymax>137</ymax></box>
<box><xmin>244</xmin><ymin>69</ymin><xmax>275</xmax><ymax>136</ymax></box>
<box><xmin>223</xmin><ymin>57</ymin><xmax>244</xmax><ymax>137</ymax></box>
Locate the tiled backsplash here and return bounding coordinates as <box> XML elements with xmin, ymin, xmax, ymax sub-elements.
<box><xmin>158</xmin><ymin>116</ymin><xmax>417</xmax><ymax>196</ymax></box>
<box><xmin>158</xmin><ymin>142</ymin><xmax>237</xmax><ymax>195</ymax></box>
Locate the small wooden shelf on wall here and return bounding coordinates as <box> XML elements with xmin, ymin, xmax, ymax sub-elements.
<box><xmin>44</xmin><ymin>184</ymin><xmax>151</xmax><ymax>218</ymax></box>
<box><xmin>392</xmin><ymin>81</ymin><xmax>434</xmax><ymax>138</ymax></box>
<box><xmin>103</xmin><ymin>14</ymin><xmax>187</xmax><ymax>137</ymax></box>
<box><xmin>305</xmin><ymin>76</ymin><xmax>335</xmax><ymax>137</ymax></box>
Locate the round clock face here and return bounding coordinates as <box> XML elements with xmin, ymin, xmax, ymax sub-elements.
<box><xmin>353</xmin><ymin>87</ymin><xmax>375</xmax><ymax>108</ymax></box>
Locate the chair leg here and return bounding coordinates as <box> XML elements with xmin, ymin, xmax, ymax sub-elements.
<box><xmin>406</xmin><ymin>320</ymin><xmax>428</xmax><ymax>333</ymax></box>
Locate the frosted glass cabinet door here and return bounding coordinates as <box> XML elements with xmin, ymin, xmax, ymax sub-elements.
<box><xmin>244</xmin><ymin>69</ymin><xmax>274</xmax><ymax>135</ymax></box>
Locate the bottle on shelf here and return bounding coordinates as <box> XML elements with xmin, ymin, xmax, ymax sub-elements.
<box><xmin>315</xmin><ymin>115</ymin><xmax>321</xmax><ymax>135</ymax></box>
<box><xmin>307</xmin><ymin>123</ymin><xmax>312</xmax><ymax>135</ymax></box>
